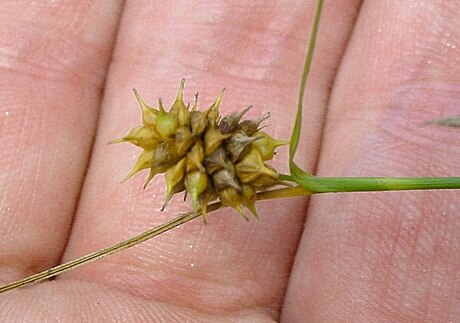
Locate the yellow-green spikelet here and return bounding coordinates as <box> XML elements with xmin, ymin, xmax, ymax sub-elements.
<box><xmin>112</xmin><ymin>79</ymin><xmax>288</xmax><ymax>221</ymax></box>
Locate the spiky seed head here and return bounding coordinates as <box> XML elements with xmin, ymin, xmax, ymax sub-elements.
<box><xmin>113</xmin><ymin>80</ymin><xmax>286</xmax><ymax>221</ymax></box>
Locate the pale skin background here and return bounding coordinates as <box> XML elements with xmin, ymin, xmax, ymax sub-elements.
<box><xmin>0</xmin><ymin>0</ymin><xmax>459</xmax><ymax>322</ymax></box>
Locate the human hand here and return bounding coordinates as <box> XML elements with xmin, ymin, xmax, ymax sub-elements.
<box><xmin>1</xmin><ymin>1</ymin><xmax>459</xmax><ymax>321</ymax></box>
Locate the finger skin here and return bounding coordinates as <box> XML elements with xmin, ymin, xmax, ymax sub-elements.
<box><xmin>282</xmin><ymin>1</ymin><xmax>460</xmax><ymax>322</ymax></box>
<box><xmin>0</xmin><ymin>1</ymin><xmax>122</xmax><ymax>282</ymax></box>
<box><xmin>60</xmin><ymin>0</ymin><xmax>359</xmax><ymax>320</ymax></box>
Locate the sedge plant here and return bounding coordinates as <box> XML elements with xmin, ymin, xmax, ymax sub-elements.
<box><xmin>1</xmin><ymin>0</ymin><xmax>459</xmax><ymax>294</ymax></box>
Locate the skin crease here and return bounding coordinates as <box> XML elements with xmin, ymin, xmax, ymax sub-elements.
<box><xmin>0</xmin><ymin>0</ymin><xmax>459</xmax><ymax>322</ymax></box>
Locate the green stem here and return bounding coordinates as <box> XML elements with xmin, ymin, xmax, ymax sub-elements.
<box><xmin>289</xmin><ymin>0</ymin><xmax>324</xmax><ymax>167</ymax></box>
<box><xmin>280</xmin><ymin>174</ymin><xmax>460</xmax><ymax>193</ymax></box>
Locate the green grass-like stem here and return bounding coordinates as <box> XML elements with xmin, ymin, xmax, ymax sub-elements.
<box><xmin>289</xmin><ymin>0</ymin><xmax>323</xmax><ymax>168</ymax></box>
<box><xmin>286</xmin><ymin>0</ymin><xmax>460</xmax><ymax>194</ymax></box>
<box><xmin>280</xmin><ymin>174</ymin><xmax>460</xmax><ymax>193</ymax></box>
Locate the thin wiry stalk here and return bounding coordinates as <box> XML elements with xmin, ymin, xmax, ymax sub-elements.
<box><xmin>289</xmin><ymin>0</ymin><xmax>324</xmax><ymax>168</ymax></box>
<box><xmin>0</xmin><ymin>186</ymin><xmax>310</xmax><ymax>293</ymax></box>
<box><xmin>0</xmin><ymin>212</ymin><xmax>200</xmax><ymax>293</ymax></box>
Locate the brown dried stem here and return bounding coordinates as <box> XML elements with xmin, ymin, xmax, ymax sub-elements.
<box><xmin>0</xmin><ymin>185</ymin><xmax>310</xmax><ymax>294</ymax></box>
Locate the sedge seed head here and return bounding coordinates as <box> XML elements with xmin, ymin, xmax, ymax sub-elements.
<box><xmin>113</xmin><ymin>79</ymin><xmax>286</xmax><ymax>221</ymax></box>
